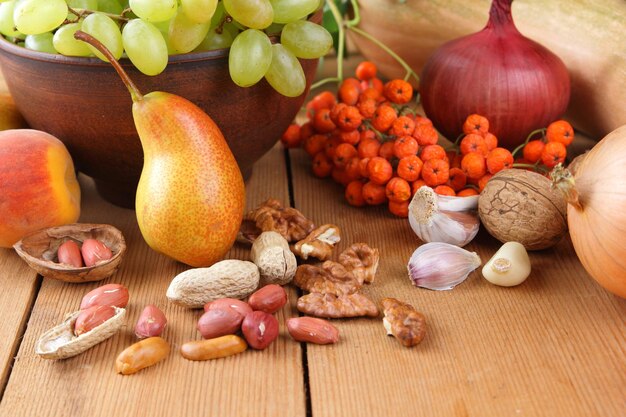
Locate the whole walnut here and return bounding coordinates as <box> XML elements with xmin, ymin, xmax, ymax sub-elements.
<box><xmin>478</xmin><ymin>169</ymin><xmax>567</xmax><ymax>250</ymax></box>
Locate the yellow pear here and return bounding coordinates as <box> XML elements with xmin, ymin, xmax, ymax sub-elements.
<box><xmin>75</xmin><ymin>31</ymin><xmax>245</xmax><ymax>267</ymax></box>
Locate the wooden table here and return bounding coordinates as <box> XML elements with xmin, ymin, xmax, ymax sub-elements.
<box><xmin>0</xmin><ymin>72</ymin><xmax>625</xmax><ymax>417</ymax></box>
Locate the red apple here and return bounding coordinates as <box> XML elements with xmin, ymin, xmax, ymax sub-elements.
<box><xmin>0</xmin><ymin>129</ymin><xmax>81</xmax><ymax>247</ymax></box>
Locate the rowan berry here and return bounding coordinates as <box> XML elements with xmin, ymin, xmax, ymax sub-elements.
<box><xmin>313</xmin><ymin>108</ymin><xmax>336</xmax><ymax>133</ymax></box>
<box><xmin>462</xmin><ymin>114</ymin><xmax>489</xmax><ymax>136</ymax></box>
<box><xmin>312</xmin><ymin>152</ymin><xmax>333</xmax><ymax>178</ymax></box>
<box><xmin>383</xmin><ymin>79</ymin><xmax>413</xmax><ymax>104</ymax></box>
<box><xmin>281</xmin><ymin>123</ymin><xmax>301</xmax><ymax>148</ymax></box>
<box><xmin>541</xmin><ymin>141</ymin><xmax>567</xmax><ymax>168</ymax></box>
<box><xmin>345</xmin><ymin>180</ymin><xmax>366</xmax><ymax>207</ymax></box>
<box><xmin>460</xmin><ymin>134</ymin><xmax>488</xmax><ymax>156</ymax></box>
<box><xmin>546</xmin><ymin>120</ymin><xmax>574</xmax><ymax>146</ymax></box>
<box><xmin>413</xmin><ymin>124</ymin><xmax>439</xmax><ymax>146</ymax></box>
<box><xmin>522</xmin><ymin>140</ymin><xmax>545</xmax><ymax>163</ymax></box>
<box><xmin>385</xmin><ymin>177</ymin><xmax>412</xmax><ymax>203</ymax></box>
<box><xmin>486</xmin><ymin>147</ymin><xmax>514</xmax><ymax>174</ymax></box>
<box><xmin>333</xmin><ymin>143</ymin><xmax>358</xmax><ymax>168</ymax></box>
<box><xmin>434</xmin><ymin>185</ymin><xmax>456</xmax><ymax>196</ymax></box>
<box><xmin>420</xmin><ymin>144</ymin><xmax>447</xmax><ymax>162</ymax></box>
<box><xmin>388</xmin><ymin>200</ymin><xmax>409</xmax><ymax>217</ymax></box>
<box><xmin>362</xmin><ymin>181</ymin><xmax>387</xmax><ymax>205</ymax></box>
<box><xmin>389</xmin><ymin>116</ymin><xmax>416</xmax><ymax>137</ymax></box>
<box><xmin>393</xmin><ymin>136</ymin><xmax>419</xmax><ymax>159</ymax></box>
<box><xmin>461</xmin><ymin>152</ymin><xmax>487</xmax><ymax>180</ymax></box>
<box><xmin>371</xmin><ymin>104</ymin><xmax>397</xmax><ymax>132</ymax></box>
<box><xmin>397</xmin><ymin>155</ymin><xmax>423</xmax><ymax>182</ymax></box>
<box><xmin>447</xmin><ymin>167</ymin><xmax>467</xmax><ymax>191</ymax></box>
<box><xmin>355</xmin><ymin>61</ymin><xmax>377</xmax><ymax>81</ymax></box>
<box><xmin>367</xmin><ymin>157</ymin><xmax>393</xmax><ymax>185</ymax></box>
<box><xmin>358</xmin><ymin>136</ymin><xmax>381</xmax><ymax>159</ymax></box>
<box><xmin>422</xmin><ymin>158</ymin><xmax>450</xmax><ymax>187</ymax></box>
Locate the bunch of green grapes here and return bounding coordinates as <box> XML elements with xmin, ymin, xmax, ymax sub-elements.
<box><xmin>0</xmin><ymin>0</ymin><xmax>332</xmax><ymax>96</ymax></box>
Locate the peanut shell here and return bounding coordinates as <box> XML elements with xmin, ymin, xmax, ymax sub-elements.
<box><xmin>35</xmin><ymin>307</ymin><xmax>126</xmax><ymax>360</ymax></box>
<box><xmin>166</xmin><ymin>260</ymin><xmax>260</xmax><ymax>309</ymax></box>
<box><xmin>250</xmin><ymin>231</ymin><xmax>297</xmax><ymax>285</ymax></box>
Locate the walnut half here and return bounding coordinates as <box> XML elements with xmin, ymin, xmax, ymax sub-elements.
<box><xmin>292</xmin><ymin>224</ymin><xmax>341</xmax><ymax>261</ymax></box>
<box><xmin>241</xmin><ymin>199</ymin><xmax>315</xmax><ymax>243</ymax></box>
<box><xmin>338</xmin><ymin>243</ymin><xmax>380</xmax><ymax>285</ymax></box>
<box><xmin>293</xmin><ymin>262</ymin><xmax>360</xmax><ymax>296</ymax></box>
<box><xmin>381</xmin><ymin>298</ymin><xmax>426</xmax><ymax>347</ymax></box>
<box><xmin>297</xmin><ymin>292</ymin><xmax>379</xmax><ymax>319</ymax></box>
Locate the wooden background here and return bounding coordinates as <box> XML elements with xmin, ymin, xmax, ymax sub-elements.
<box><xmin>0</xmin><ymin>66</ymin><xmax>625</xmax><ymax>417</ymax></box>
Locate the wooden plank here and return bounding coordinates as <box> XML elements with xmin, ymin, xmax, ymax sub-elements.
<box><xmin>0</xmin><ymin>145</ymin><xmax>306</xmax><ymax>417</ymax></box>
<box><xmin>0</xmin><ymin>251</ymin><xmax>39</xmax><ymax>394</ymax></box>
<box><xmin>289</xmin><ymin>148</ymin><xmax>626</xmax><ymax>417</ymax></box>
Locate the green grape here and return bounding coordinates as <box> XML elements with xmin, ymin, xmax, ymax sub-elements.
<box><xmin>181</xmin><ymin>0</ymin><xmax>217</xmax><ymax>24</ymax></box>
<box><xmin>264</xmin><ymin>43</ymin><xmax>305</xmax><ymax>97</ymax></box>
<box><xmin>222</xmin><ymin>22</ymin><xmax>239</xmax><ymax>38</ymax></box>
<box><xmin>264</xmin><ymin>22</ymin><xmax>283</xmax><ymax>35</ymax></box>
<box><xmin>280</xmin><ymin>20</ymin><xmax>331</xmax><ymax>59</ymax></box>
<box><xmin>152</xmin><ymin>18</ymin><xmax>173</xmax><ymax>50</ymax></box>
<box><xmin>97</xmin><ymin>0</ymin><xmax>123</xmax><ymax>14</ymax></box>
<box><xmin>13</xmin><ymin>0</ymin><xmax>68</xmax><ymax>35</ymax></box>
<box><xmin>228</xmin><ymin>29</ymin><xmax>272</xmax><ymax>87</ymax></box>
<box><xmin>168</xmin><ymin>9</ymin><xmax>211</xmax><ymax>54</ymax></box>
<box><xmin>193</xmin><ymin>27</ymin><xmax>233</xmax><ymax>52</ymax></box>
<box><xmin>129</xmin><ymin>0</ymin><xmax>177</xmax><ymax>22</ymax></box>
<box><xmin>270</xmin><ymin>0</ymin><xmax>318</xmax><ymax>24</ymax></box>
<box><xmin>67</xmin><ymin>0</ymin><xmax>97</xmax><ymax>11</ymax></box>
<box><xmin>223</xmin><ymin>0</ymin><xmax>273</xmax><ymax>30</ymax></box>
<box><xmin>81</xmin><ymin>12</ymin><xmax>123</xmax><ymax>61</ymax></box>
<box><xmin>24</xmin><ymin>31</ymin><xmax>56</xmax><ymax>53</ymax></box>
<box><xmin>0</xmin><ymin>1</ymin><xmax>24</xmax><ymax>38</ymax></box>
<box><xmin>208</xmin><ymin>0</ymin><xmax>224</xmax><ymax>28</ymax></box>
<box><xmin>53</xmin><ymin>22</ymin><xmax>92</xmax><ymax>56</ymax></box>
<box><xmin>122</xmin><ymin>19</ymin><xmax>168</xmax><ymax>75</ymax></box>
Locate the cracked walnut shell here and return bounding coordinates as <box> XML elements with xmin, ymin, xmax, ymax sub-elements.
<box><xmin>241</xmin><ymin>199</ymin><xmax>315</xmax><ymax>243</ymax></box>
<box><xmin>381</xmin><ymin>298</ymin><xmax>426</xmax><ymax>347</ymax></box>
<box><xmin>297</xmin><ymin>292</ymin><xmax>379</xmax><ymax>318</ymax></box>
<box><xmin>293</xmin><ymin>262</ymin><xmax>361</xmax><ymax>296</ymax></box>
<box><xmin>338</xmin><ymin>243</ymin><xmax>380</xmax><ymax>285</ymax></box>
<box><xmin>293</xmin><ymin>224</ymin><xmax>341</xmax><ymax>260</ymax></box>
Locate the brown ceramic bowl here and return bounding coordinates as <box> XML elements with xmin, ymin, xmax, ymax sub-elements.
<box><xmin>0</xmin><ymin>20</ymin><xmax>319</xmax><ymax>208</ymax></box>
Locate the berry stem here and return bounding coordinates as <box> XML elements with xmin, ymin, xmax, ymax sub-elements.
<box><xmin>66</xmin><ymin>7</ymin><xmax>129</xmax><ymax>23</ymax></box>
<box><xmin>325</xmin><ymin>0</ymin><xmax>346</xmax><ymax>83</ymax></box>
<box><xmin>511</xmin><ymin>128</ymin><xmax>545</xmax><ymax>157</ymax></box>
<box><xmin>346</xmin><ymin>25</ymin><xmax>419</xmax><ymax>84</ymax></box>
<box><xmin>74</xmin><ymin>31</ymin><xmax>143</xmax><ymax>103</ymax></box>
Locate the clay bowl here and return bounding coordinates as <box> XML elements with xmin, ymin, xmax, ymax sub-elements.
<box><xmin>0</xmin><ymin>21</ymin><xmax>319</xmax><ymax>208</ymax></box>
<box><xmin>13</xmin><ymin>223</ymin><xmax>126</xmax><ymax>283</ymax></box>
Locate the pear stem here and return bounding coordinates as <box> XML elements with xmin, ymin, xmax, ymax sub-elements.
<box><xmin>74</xmin><ymin>30</ymin><xmax>143</xmax><ymax>103</ymax></box>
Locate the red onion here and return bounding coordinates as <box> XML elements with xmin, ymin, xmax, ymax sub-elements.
<box><xmin>420</xmin><ymin>0</ymin><xmax>570</xmax><ymax>149</ymax></box>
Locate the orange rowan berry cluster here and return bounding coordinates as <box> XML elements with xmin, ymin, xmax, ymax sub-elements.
<box><xmin>281</xmin><ymin>61</ymin><xmax>483</xmax><ymax>218</ymax></box>
<box><xmin>514</xmin><ymin>119</ymin><xmax>575</xmax><ymax>171</ymax></box>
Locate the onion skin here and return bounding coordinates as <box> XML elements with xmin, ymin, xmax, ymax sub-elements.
<box><xmin>420</xmin><ymin>0</ymin><xmax>570</xmax><ymax>149</ymax></box>
<box><xmin>552</xmin><ymin>125</ymin><xmax>626</xmax><ymax>298</ymax></box>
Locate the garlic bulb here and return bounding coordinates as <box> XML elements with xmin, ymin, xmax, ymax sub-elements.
<box><xmin>408</xmin><ymin>186</ymin><xmax>480</xmax><ymax>247</ymax></box>
<box><xmin>407</xmin><ymin>242</ymin><xmax>481</xmax><ymax>290</ymax></box>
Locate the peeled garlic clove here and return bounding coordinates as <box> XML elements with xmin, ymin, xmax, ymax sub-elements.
<box><xmin>482</xmin><ymin>242</ymin><xmax>531</xmax><ymax>287</ymax></box>
<box><xmin>407</xmin><ymin>242</ymin><xmax>481</xmax><ymax>290</ymax></box>
<box><xmin>408</xmin><ymin>186</ymin><xmax>480</xmax><ymax>247</ymax></box>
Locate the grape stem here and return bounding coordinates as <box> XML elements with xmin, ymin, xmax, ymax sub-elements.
<box><xmin>73</xmin><ymin>30</ymin><xmax>143</xmax><ymax>103</ymax></box>
<box><xmin>66</xmin><ymin>7</ymin><xmax>129</xmax><ymax>24</ymax></box>
<box><xmin>314</xmin><ymin>0</ymin><xmax>420</xmax><ymax>89</ymax></box>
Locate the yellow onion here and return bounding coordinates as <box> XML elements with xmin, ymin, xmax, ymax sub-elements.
<box><xmin>551</xmin><ymin>125</ymin><xmax>626</xmax><ymax>298</ymax></box>
<box><xmin>420</xmin><ymin>0</ymin><xmax>570</xmax><ymax>149</ymax></box>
